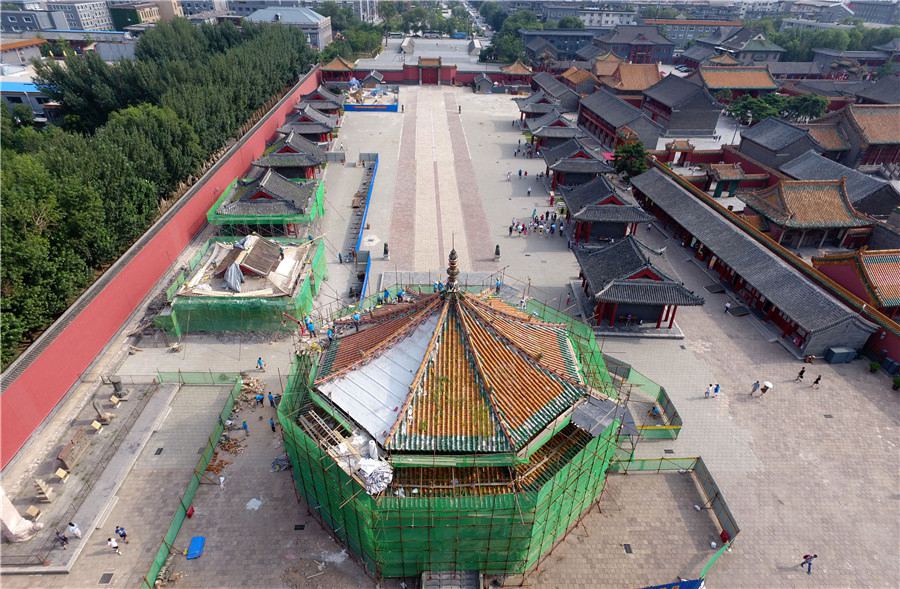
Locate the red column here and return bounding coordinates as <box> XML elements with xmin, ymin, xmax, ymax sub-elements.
<box><xmin>610</xmin><ymin>303</ymin><xmax>618</xmax><ymax>326</ymax></box>
<box><xmin>668</xmin><ymin>306</ymin><xmax>678</xmax><ymax>328</ymax></box>
<box><xmin>595</xmin><ymin>302</ymin><xmax>605</xmax><ymax>324</ymax></box>
<box><xmin>656</xmin><ymin>305</ymin><xmax>665</xmax><ymax>328</ymax></box>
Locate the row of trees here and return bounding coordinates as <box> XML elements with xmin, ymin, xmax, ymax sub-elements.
<box><xmin>1</xmin><ymin>20</ymin><xmax>316</xmax><ymax>367</ymax></box>
<box><xmin>723</xmin><ymin>93</ymin><xmax>828</xmax><ymax>125</ymax></box>
<box><xmin>477</xmin><ymin>6</ymin><xmax>586</xmax><ymax>63</ymax></box>
<box><xmin>742</xmin><ymin>19</ymin><xmax>900</xmax><ymax>63</ymax></box>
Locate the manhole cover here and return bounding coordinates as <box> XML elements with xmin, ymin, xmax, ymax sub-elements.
<box><xmin>154</xmin><ymin>448</ymin><xmax>164</xmax><ymax>456</ymax></box>
<box><xmin>623</xmin><ymin>544</ymin><xmax>633</xmax><ymax>554</ymax></box>
<box><xmin>99</xmin><ymin>573</ymin><xmax>114</xmax><ymax>584</ymax></box>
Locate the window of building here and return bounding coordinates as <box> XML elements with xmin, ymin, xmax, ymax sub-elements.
<box><xmin>6</xmin><ymin>96</ymin><xmax>24</xmax><ymax>103</ymax></box>
<box><xmin>23</xmin><ymin>16</ymin><xmax>33</xmax><ymax>23</ymax></box>
<box><xmin>8</xmin><ymin>16</ymin><xmax>16</xmax><ymax>22</ymax></box>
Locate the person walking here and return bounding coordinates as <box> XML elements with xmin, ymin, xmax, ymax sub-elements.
<box><xmin>269</xmin><ymin>417</ymin><xmax>276</xmax><ymax>433</ymax></box>
<box><xmin>705</xmin><ymin>384</ymin><xmax>713</xmax><ymax>399</ymax></box>
<box><xmin>812</xmin><ymin>375</ymin><xmax>821</xmax><ymax>388</ymax></box>
<box><xmin>495</xmin><ymin>278</ymin><xmax>502</xmax><ymax>295</ymax></box>
<box><xmin>760</xmin><ymin>382</ymin><xmax>773</xmax><ymax>396</ymax></box>
<box><xmin>509</xmin><ymin>225</ymin><xmax>513</xmax><ymax>237</ymax></box>
<box><xmin>255</xmin><ymin>393</ymin><xmax>264</xmax><ymax>407</ymax></box>
<box><xmin>107</xmin><ymin>538</ymin><xmax>121</xmax><ymax>555</ymax></box>
<box><xmin>67</xmin><ymin>522</ymin><xmax>82</xmax><ymax>539</ymax></box>
<box><xmin>115</xmin><ymin>526</ymin><xmax>128</xmax><ymax>544</ymax></box>
<box><xmin>458</xmin><ymin>105</ymin><xmax>461</xmax><ymax>114</ymax></box>
<box><xmin>527</xmin><ymin>187</ymin><xmax>532</xmax><ymax>197</ymax></box>
<box><xmin>242</xmin><ymin>420</ymin><xmax>249</xmax><ymax>436</ymax></box>
<box><xmin>518</xmin><ymin>169</ymin><xmax>522</xmax><ymax>178</ymax></box>
<box><xmin>507</xmin><ymin>171</ymin><xmax>511</xmax><ymax>182</ymax></box>
<box><xmin>257</xmin><ymin>357</ymin><xmax>266</xmax><ymax>372</ymax></box>
<box><xmin>795</xmin><ymin>367</ymin><xmax>806</xmax><ymax>382</ymax></box>
<box><xmin>352</xmin><ymin>311</ymin><xmax>361</xmax><ymax>332</ymax></box>
<box><xmin>800</xmin><ymin>554</ymin><xmax>817</xmax><ymax>575</ymax></box>
<box><xmin>713</xmin><ymin>383</ymin><xmax>720</xmax><ymax>399</ymax></box>
<box><xmin>268</xmin><ymin>392</ymin><xmax>275</xmax><ymax>408</ymax></box>
<box><xmin>327</xmin><ymin>327</ymin><xmax>334</xmax><ymax>344</ymax></box>
<box><xmin>750</xmin><ymin>380</ymin><xmax>760</xmax><ymax>396</ymax></box>
<box><xmin>55</xmin><ymin>530</ymin><xmax>69</xmax><ymax>550</ymax></box>
<box><xmin>724</xmin><ymin>302</ymin><xmax>732</xmax><ymax>313</ymax></box>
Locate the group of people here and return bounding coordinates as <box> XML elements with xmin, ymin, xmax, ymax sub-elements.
<box><xmin>54</xmin><ymin>522</ymin><xmax>129</xmax><ymax>556</ymax></box>
<box><xmin>508</xmin><ymin>212</ymin><xmax>566</xmax><ymax>239</ymax></box>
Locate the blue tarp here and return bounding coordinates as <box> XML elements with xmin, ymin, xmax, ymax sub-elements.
<box><xmin>186</xmin><ymin>536</ymin><xmax>205</xmax><ymax>560</ymax></box>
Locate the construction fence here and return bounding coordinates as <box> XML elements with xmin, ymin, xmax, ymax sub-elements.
<box><xmin>277</xmin><ymin>353</ymin><xmax>622</xmax><ymax>579</ymax></box>
<box><xmin>155</xmin><ymin>238</ymin><xmax>328</xmax><ymax>337</ymax></box>
<box><xmin>141</xmin><ymin>372</ymin><xmax>242</xmax><ymax>589</ymax></box>
<box><xmin>206</xmin><ymin>177</ymin><xmax>326</xmax><ymax>232</ymax></box>
<box><xmin>603</xmin><ymin>355</ymin><xmax>682</xmax><ymax>440</ymax></box>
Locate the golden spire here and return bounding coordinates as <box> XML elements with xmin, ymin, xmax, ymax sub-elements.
<box><xmin>446</xmin><ymin>248</ymin><xmax>459</xmax><ymax>292</ymax></box>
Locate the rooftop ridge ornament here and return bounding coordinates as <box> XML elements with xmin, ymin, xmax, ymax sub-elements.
<box><xmin>446</xmin><ymin>248</ymin><xmax>460</xmax><ymax>292</ymax></box>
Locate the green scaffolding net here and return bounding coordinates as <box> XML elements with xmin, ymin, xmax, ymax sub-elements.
<box><xmin>206</xmin><ymin>177</ymin><xmax>326</xmax><ymax>230</ymax></box>
<box><xmin>156</xmin><ymin>238</ymin><xmax>328</xmax><ymax>336</ymax></box>
<box><xmin>277</xmin><ymin>346</ymin><xmax>621</xmax><ymax>579</ymax></box>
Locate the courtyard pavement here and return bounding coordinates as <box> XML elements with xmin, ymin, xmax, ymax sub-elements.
<box><xmin>3</xmin><ymin>86</ymin><xmax>897</xmax><ymax>589</ymax></box>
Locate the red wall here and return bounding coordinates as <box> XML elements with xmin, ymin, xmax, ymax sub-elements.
<box><xmin>0</xmin><ymin>68</ymin><xmax>322</xmax><ymax>469</ymax></box>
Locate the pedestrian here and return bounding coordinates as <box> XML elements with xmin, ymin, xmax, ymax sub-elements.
<box><xmin>338</xmin><ymin>252</ymin><xmax>343</xmax><ymax>264</ymax></box>
<box><xmin>713</xmin><ymin>383</ymin><xmax>720</xmax><ymax>399</ymax></box>
<box><xmin>495</xmin><ymin>278</ymin><xmax>502</xmax><ymax>295</ymax></box>
<box><xmin>458</xmin><ymin>105</ymin><xmax>461</xmax><ymax>114</ymax></box>
<box><xmin>812</xmin><ymin>375</ymin><xmax>821</xmax><ymax>388</ymax></box>
<box><xmin>268</xmin><ymin>392</ymin><xmax>275</xmax><ymax>408</ymax></box>
<box><xmin>705</xmin><ymin>384</ymin><xmax>713</xmax><ymax>398</ymax></box>
<box><xmin>795</xmin><ymin>367</ymin><xmax>806</xmax><ymax>382</ymax></box>
<box><xmin>750</xmin><ymin>380</ymin><xmax>760</xmax><ymax>396</ymax></box>
<box><xmin>67</xmin><ymin>522</ymin><xmax>82</xmax><ymax>539</ymax></box>
<box><xmin>269</xmin><ymin>417</ymin><xmax>276</xmax><ymax>433</ymax></box>
<box><xmin>524</xmin><ymin>170</ymin><xmax>528</xmax><ymax>177</ymax></box>
<box><xmin>509</xmin><ymin>225</ymin><xmax>513</xmax><ymax>237</ymax></box>
<box><xmin>255</xmin><ymin>393</ymin><xmax>264</xmax><ymax>407</ymax></box>
<box><xmin>107</xmin><ymin>538</ymin><xmax>121</xmax><ymax>555</ymax></box>
<box><xmin>760</xmin><ymin>382</ymin><xmax>773</xmax><ymax>396</ymax></box>
<box><xmin>55</xmin><ymin>530</ymin><xmax>69</xmax><ymax>550</ymax></box>
<box><xmin>518</xmin><ymin>138</ymin><xmax>521</xmax><ymax>146</ymax></box>
<box><xmin>306</xmin><ymin>320</ymin><xmax>316</xmax><ymax>338</ymax></box>
<box><xmin>724</xmin><ymin>302</ymin><xmax>732</xmax><ymax>313</ymax></box>
<box><xmin>518</xmin><ymin>169</ymin><xmax>522</xmax><ymax>178</ymax></box>
<box><xmin>527</xmin><ymin>187</ymin><xmax>532</xmax><ymax>196</ymax></box>
<box><xmin>383</xmin><ymin>288</ymin><xmax>390</xmax><ymax>303</ymax></box>
<box><xmin>257</xmin><ymin>357</ymin><xmax>266</xmax><ymax>372</ymax></box>
<box><xmin>401</xmin><ymin>104</ymin><xmax>404</xmax><ymax>113</ymax></box>
<box><xmin>242</xmin><ymin>420</ymin><xmax>249</xmax><ymax>436</ymax></box>
<box><xmin>115</xmin><ymin>526</ymin><xmax>128</xmax><ymax>544</ymax></box>
<box><xmin>352</xmin><ymin>311</ymin><xmax>361</xmax><ymax>332</ymax></box>
<box><xmin>800</xmin><ymin>554</ymin><xmax>817</xmax><ymax>575</ymax></box>
<box><xmin>327</xmin><ymin>327</ymin><xmax>334</xmax><ymax>343</ymax></box>
<box><xmin>507</xmin><ymin>171</ymin><xmax>511</xmax><ymax>182</ymax></box>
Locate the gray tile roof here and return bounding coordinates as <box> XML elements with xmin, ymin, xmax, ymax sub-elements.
<box><xmin>525</xmin><ymin>109</ymin><xmax>566</xmax><ymax>132</ymax></box>
<box><xmin>560</xmin><ymin>176</ymin><xmax>617</xmax><ymax>212</ymax></box>
<box><xmin>572</xmin><ymin>204</ymin><xmax>653</xmax><ymax>223</ymax></box>
<box><xmin>574</xmin><ymin>237</ymin><xmax>702</xmax><ymax>305</ymax></box>
<box><xmin>533</xmin><ymin>125</ymin><xmax>586</xmax><ymax>139</ymax></box>
<box><xmin>543</xmin><ymin>137</ymin><xmax>611</xmax><ymax>170</ymax></box>
<box><xmin>551</xmin><ymin>158</ymin><xmax>614</xmax><ymax>174</ymax></box>
<box><xmin>292</xmin><ymin>104</ymin><xmax>338</xmax><ymax>127</ymax></box>
<box><xmin>515</xmin><ymin>90</ymin><xmax>553</xmax><ymax>106</ymax></box>
<box><xmin>253</xmin><ymin>152</ymin><xmax>320</xmax><ymax>168</ymax></box>
<box><xmin>520</xmin><ymin>102</ymin><xmax>558</xmax><ymax>115</ymax></box>
<box><xmin>277</xmin><ymin>121</ymin><xmax>331</xmax><ymax>135</ymax></box>
<box><xmin>220</xmin><ymin>170</ymin><xmax>316</xmax><ymax>216</ymax></box>
<box><xmin>602</xmin><ymin>26</ymin><xmax>673</xmax><ymax>47</ymax></box>
<box><xmin>854</xmin><ymin>75</ymin><xmax>900</xmax><ymax>105</ymax></box>
<box><xmin>302</xmin><ymin>85</ymin><xmax>345</xmax><ymax>107</ymax></box>
<box><xmin>681</xmin><ymin>44</ymin><xmax>717</xmax><ymax>62</ymax></box>
<box><xmin>533</xmin><ymin>71</ymin><xmax>578</xmax><ymax>102</ymax></box>
<box><xmin>576</xmin><ymin>43</ymin><xmax>607</xmax><ymax>61</ymax></box>
<box><xmin>580</xmin><ymin>89</ymin><xmax>663</xmax><ymax>136</ymax></box>
<box><xmin>246</xmin><ymin>6</ymin><xmax>326</xmax><ymax>25</ymax></box>
<box><xmin>767</xmin><ymin>61</ymin><xmax>823</xmax><ymax>76</ymax></box>
<box><xmin>630</xmin><ymin>168</ymin><xmax>870</xmax><ymax>333</ymax></box>
<box><xmin>642</xmin><ymin>74</ymin><xmax>715</xmax><ymax>109</ymax></box>
<box><xmin>779</xmin><ymin>150</ymin><xmax>897</xmax><ymax>206</ymax></box>
<box><xmin>740</xmin><ymin>118</ymin><xmax>813</xmax><ymax>151</ymax></box>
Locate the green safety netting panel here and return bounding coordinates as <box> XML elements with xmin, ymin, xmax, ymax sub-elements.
<box><xmin>206</xmin><ymin>178</ymin><xmax>326</xmax><ymax>226</ymax></box>
<box><xmin>277</xmin><ymin>356</ymin><xmax>620</xmax><ymax>579</ymax></box>
<box><xmin>156</xmin><ymin>238</ymin><xmax>327</xmax><ymax>336</ymax></box>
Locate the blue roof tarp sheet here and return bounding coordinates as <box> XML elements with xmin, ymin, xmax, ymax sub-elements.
<box><xmin>186</xmin><ymin>536</ymin><xmax>205</xmax><ymax>560</ymax></box>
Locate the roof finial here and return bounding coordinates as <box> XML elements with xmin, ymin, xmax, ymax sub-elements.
<box><xmin>446</xmin><ymin>248</ymin><xmax>460</xmax><ymax>292</ymax></box>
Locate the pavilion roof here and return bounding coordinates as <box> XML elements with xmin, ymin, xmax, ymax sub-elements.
<box><xmin>738</xmin><ymin>179</ymin><xmax>870</xmax><ymax>229</ymax></box>
<box><xmin>813</xmin><ymin>248</ymin><xmax>900</xmax><ymax>308</ymax></box>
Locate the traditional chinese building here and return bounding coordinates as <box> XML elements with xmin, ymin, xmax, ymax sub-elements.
<box><xmin>577</xmin><ymin>88</ymin><xmax>663</xmax><ymax>151</ymax></box>
<box><xmin>803</xmin><ymin>104</ymin><xmax>900</xmax><ymax>167</ymax></box>
<box><xmin>575</xmin><ymin>237</ymin><xmax>704</xmax><ymax>328</ymax></box>
<box><xmin>299</xmin><ymin>85</ymin><xmax>345</xmax><ymax>116</ymax></box>
<box><xmin>738</xmin><ymin>118</ymin><xmax>823</xmax><ymax>169</ymax></box>
<box><xmin>640</xmin><ymin>74</ymin><xmax>721</xmax><ymax>137</ymax></box>
<box><xmin>542</xmin><ymin>137</ymin><xmax>614</xmax><ymax>188</ymax></box>
<box><xmin>279</xmin><ymin>104</ymin><xmax>338</xmax><ymax>144</ymax></box>
<box><xmin>561</xmin><ymin>176</ymin><xmax>653</xmax><ymax>242</ymax></box>
<box><xmin>597</xmin><ymin>63</ymin><xmax>662</xmax><ymax>106</ymax></box>
<box><xmin>253</xmin><ymin>131</ymin><xmax>326</xmax><ymax>180</ymax></box>
<box><xmin>689</xmin><ymin>66</ymin><xmax>778</xmax><ymax>99</ymax></box>
<box><xmin>737</xmin><ymin>179</ymin><xmax>872</xmax><ymax>249</ymax></box>
<box><xmin>813</xmin><ymin>248</ymin><xmax>900</xmax><ymax>319</ymax></box>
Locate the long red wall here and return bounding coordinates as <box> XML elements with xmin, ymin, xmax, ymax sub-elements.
<box><xmin>0</xmin><ymin>68</ymin><xmax>322</xmax><ymax>469</ymax></box>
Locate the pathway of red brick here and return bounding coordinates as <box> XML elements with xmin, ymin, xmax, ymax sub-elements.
<box><xmin>388</xmin><ymin>92</ymin><xmax>418</xmax><ymax>270</ymax></box>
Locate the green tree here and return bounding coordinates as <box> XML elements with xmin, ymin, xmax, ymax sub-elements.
<box><xmin>614</xmin><ymin>142</ymin><xmax>649</xmax><ymax>179</ymax></box>
<box><xmin>784</xmin><ymin>94</ymin><xmax>827</xmax><ymax>122</ymax></box>
<box><xmin>556</xmin><ymin>16</ymin><xmax>584</xmax><ymax>29</ymax></box>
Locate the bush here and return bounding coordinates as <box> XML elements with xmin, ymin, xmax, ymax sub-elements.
<box><xmin>869</xmin><ymin>361</ymin><xmax>881</xmax><ymax>373</ymax></box>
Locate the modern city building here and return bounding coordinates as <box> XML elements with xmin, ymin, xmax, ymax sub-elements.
<box><xmin>109</xmin><ymin>2</ymin><xmax>160</xmax><ymax>30</ymax></box>
<box><xmin>0</xmin><ymin>8</ymin><xmax>68</xmax><ymax>33</ymax></box>
<box><xmin>46</xmin><ymin>0</ymin><xmax>113</xmax><ymax>30</ymax></box>
<box><xmin>543</xmin><ymin>3</ymin><xmax>637</xmax><ymax>28</ymax></box>
<box><xmin>245</xmin><ymin>6</ymin><xmax>332</xmax><ymax>49</ymax></box>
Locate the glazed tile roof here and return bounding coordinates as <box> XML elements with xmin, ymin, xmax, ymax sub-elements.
<box><xmin>709</xmin><ymin>163</ymin><xmax>746</xmax><ymax>181</ymax></box>
<box><xmin>796</xmin><ymin>123</ymin><xmax>849</xmax><ymax>151</ymax></box>
<box><xmin>603</xmin><ymin>63</ymin><xmax>662</xmax><ymax>92</ymax></box>
<box><xmin>847</xmin><ymin>105</ymin><xmax>900</xmax><ymax>145</ymax></box>
<box><xmin>631</xmin><ymin>168</ymin><xmax>876</xmax><ymax>334</ymax></box>
<box><xmin>574</xmin><ymin>237</ymin><xmax>703</xmax><ymax>306</ymax></box>
<box><xmin>695</xmin><ymin>67</ymin><xmax>777</xmax><ymax>90</ymax></box>
<box><xmin>321</xmin><ymin>56</ymin><xmax>356</xmax><ymax>71</ymax></box>
<box><xmin>738</xmin><ymin>179</ymin><xmax>870</xmax><ymax>229</ymax></box>
<box><xmin>502</xmin><ymin>59</ymin><xmax>533</xmax><ymax>75</ymax></box>
<box><xmin>708</xmin><ymin>54</ymin><xmax>740</xmax><ymax>66</ymax></box>
<box><xmin>560</xmin><ymin>66</ymin><xmax>597</xmax><ymax>86</ymax></box>
<box><xmin>316</xmin><ymin>281</ymin><xmax>597</xmax><ymax>453</ymax></box>
<box><xmin>813</xmin><ymin>249</ymin><xmax>900</xmax><ymax>308</ymax></box>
